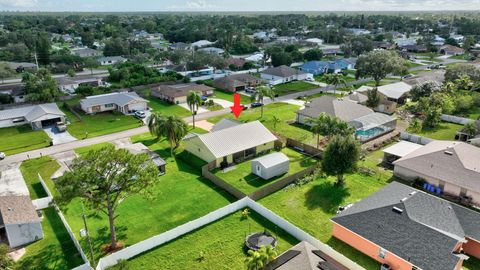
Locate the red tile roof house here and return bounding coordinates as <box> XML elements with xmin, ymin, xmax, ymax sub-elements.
<box><xmin>331</xmin><ymin>182</ymin><xmax>480</xmax><ymax>270</ymax></box>
<box><xmin>393</xmin><ymin>141</ymin><xmax>480</xmax><ymax>206</ymax></box>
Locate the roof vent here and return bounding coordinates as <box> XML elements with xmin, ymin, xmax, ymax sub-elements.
<box><xmin>409</xmin><ymin>191</ymin><xmax>417</xmax><ymax>196</ymax></box>
<box><xmin>444</xmin><ymin>151</ymin><xmax>453</xmax><ymax>155</ymax></box>
<box><xmin>392</xmin><ymin>207</ymin><xmax>404</xmax><ymax>214</ymax></box>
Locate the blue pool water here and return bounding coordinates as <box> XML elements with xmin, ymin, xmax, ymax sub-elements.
<box><xmin>355</xmin><ymin>127</ymin><xmax>387</xmax><ymax>140</ymax></box>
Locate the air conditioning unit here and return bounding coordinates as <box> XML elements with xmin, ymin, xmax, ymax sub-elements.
<box><xmin>380</xmin><ymin>264</ymin><xmax>391</xmax><ymax>270</ymax></box>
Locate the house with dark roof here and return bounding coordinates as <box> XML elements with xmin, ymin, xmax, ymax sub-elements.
<box><xmin>393</xmin><ymin>140</ymin><xmax>480</xmax><ymax>205</ymax></box>
<box><xmin>80</xmin><ymin>92</ymin><xmax>148</xmax><ymax>114</ymax></box>
<box><xmin>57</xmin><ymin>75</ymin><xmax>105</xmax><ymax>94</ymax></box>
<box><xmin>0</xmin><ymin>103</ymin><xmax>66</xmax><ymax>130</ymax></box>
<box><xmin>0</xmin><ymin>195</ymin><xmax>43</xmax><ymax>248</ymax></box>
<box><xmin>332</xmin><ymin>181</ymin><xmax>480</xmax><ymax>270</ymax></box>
<box><xmin>260</xmin><ymin>65</ymin><xmax>311</xmax><ymax>85</ymax></box>
<box><xmin>97</xmin><ymin>56</ymin><xmax>127</xmax><ymax>66</ymax></box>
<box><xmin>212</xmin><ymin>74</ymin><xmax>262</xmax><ymax>92</ymax></box>
<box><xmin>71</xmin><ymin>47</ymin><xmax>102</xmax><ymax>58</ymax></box>
<box><xmin>152</xmin><ymin>83</ymin><xmax>213</xmax><ymax>104</ymax></box>
<box><xmin>439</xmin><ymin>45</ymin><xmax>465</xmax><ymax>56</ymax></box>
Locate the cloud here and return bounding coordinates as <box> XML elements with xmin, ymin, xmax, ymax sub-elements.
<box><xmin>0</xmin><ymin>0</ymin><xmax>38</xmax><ymax>8</ymax></box>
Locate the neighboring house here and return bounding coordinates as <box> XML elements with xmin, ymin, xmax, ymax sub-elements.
<box><xmin>347</xmin><ymin>28</ymin><xmax>371</xmax><ymax>35</ymax></box>
<box><xmin>393</xmin><ymin>140</ymin><xmax>480</xmax><ymax>205</ymax></box>
<box><xmin>212</xmin><ymin>74</ymin><xmax>262</xmax><ymax>93</ymax></box>
<box><xmin>305</xmin><ymin>38</ymin><xmax>324</xmax><ymax>46</ymax></box>
<box><xmin>346</xmin><ymin>91</ymin><xmax>368</xmax><ymax>104</ymax></box>
<box><xmin>152</xmin><ymin>83</ymin><xmax>214</xmax><ymax>104</ymax></box>
<box><xmin>80</xmin><ymin>92</ymin><xmax>148</xmax><ymax>115</ymax></box>
<box><xmin>382</xmin><ymin>140</ymin><xmax>424</xmax><ymax>165</ymax></box>
<box><xmin>0</xmin><ymin>195</ymin><xmax>43</xmax><ymax>248</ymax></box>
<box><xmin>299</xmin><ymin>59</ymin><xmax>356</xmax><ymax>75</ymax></box>
<box><xmin>0</xmin><ymin>84</ymin><xmax>25</xmax><ymax>103</ymax></box>
<box><xmin>169</xmin><ymin>42</ymin><xmax>191</xmax><ymax>51</ymax></box>
<box><xmin>432</xmin><ymin>35</ymin><xmax>446</xmax><ymax>46</ymax></box>
<box><xmin>184</xmin><ymin>120</ymin><xmax>277</xmax><ymax>168</ymax></box>
<box><xmin>7</xmin><ymin>62</ymin><xmax>37</xmax><ymax>73</ymax></box>
<box><xmin>210</xmin><ymin>118</ymin><xmax>241</xmax><ymax>132</ymax></box>
<box><xmin>373</xmin><ymin>41</ymin><xmax>395</xmax><ymax>50</ymax></box>
<box><xmin>263</xmin><ymin>241</ymin><xmax>349</xmax><ymax>270</ymax></box>
<box><xmin>355</xmin><ymin>82</ymin><xmax>412</xmax><ymax>114</ymax></box>
<box><xmin>197</xmin><ymin>47</ymin><xmax>225</xmax><ymax>55</ymax></box>
<box><xmin>225</xmin><ymin>58</ymin><xmax>246</xmax><ymax>69</ymax></box>
<box><xmin>439</xmin><ymin>45</ymin><xmax>465</xmax><ymax>56</ymax></box>
<box><xmin>0</xmin><ymin>103</ymin><xmax>65</xmax><ymax>130</ymax></box>
<box><xmin>403</xmin><ymin>70</ymin><xmax>445</xmax><ymax>87</ymax></box>
<box><xmin>276</xmin><ymin>36</ymin><xmax>298</xmax><ymax>43</ymax></box>
<box><xmin>251</xmin><ymin>152</ymin><xmax>289</xmax><ymax>180</ymax></box>
<box><xmin>57</xmin><ymin>75</ymin><xmax>105</xmax><ymax>94</ymax></box>
<box><xmin>119</xmin><ymin>142</ymin><xmax>166</xmax><ymax>174</ymax></box>
<box><xmin>321</xmin><ymin>48</ymin><xmax>343</xmax><ymax>56</ymax></box>
<box><xmin>450</xmin><ymin>34</ymin><xmax>465</xmax><ymax>43</ymax></box>
<box><xmin>400</xmin><ymin>44</ymin><xmax>428</xmax><ymax>53</ymax></box>
<box><xmin>97</xmin><ymin>56</ymin><xmax>127</xmax><ymax>66</ymax></box>
<box><xmin>296</xmin><ymin>96</ymin><xmax>396</xmax><ymax>142</ymax></box>
<box><xmin>192</xmin><ymin>40</ymin><xmax>215</xmax><ymax>48</ymax></box>
<box><xmin>332</xmin><ymin>181</ymin><xmax>480</xmax><ymax>270</ymax></box>
<box><xmin>261</xmin><ymin>65</ymin><xmax>311</xmax><ymax>85</ymax></box>
<box><xmin>71</xmin><ymin>47</ymin><xmax>102</xmax><ymax>58</ymax></box>
<box><xmin>393</xmin><ymin>38</ymin><xmax>417</xmax><ymax>47</ymax></box>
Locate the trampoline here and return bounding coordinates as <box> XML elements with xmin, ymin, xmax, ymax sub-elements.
<box><xmin>245</xmin><ymin>231</ymin><xmax>277</xmax><ymax>251</ymax></box>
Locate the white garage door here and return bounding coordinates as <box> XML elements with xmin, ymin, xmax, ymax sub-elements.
<box><xmin>129</xmin><ymin>102</ymin><xmax>147</xmax><ymax>112</ymax></box>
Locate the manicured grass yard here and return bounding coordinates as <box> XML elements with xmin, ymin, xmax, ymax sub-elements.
<box><xmin>16</xmin><ymin>207</ymin><xmax>84</xmax><ymax>270</ymax></box>
<box><xmin>213</xmin><ymin>148</ymin><xmax>317</xmax><ymax>194</ymax></box>
<box><xmin>56</xmin><ymin>134</ymin><xmax>234</xmax><ymax>260</ymax></box>
<box><xmin>415</xmin><ymin>122</ymin><xmax>463</xmax><ymax>140</ymax></box>
<box><xmin>20</xmin><ymin>156</ymin><xmax>60</xmax><ymax>199</ymax></box>
<box><xmin>272</xmin><ymin>81</ymin><xmax>317</xmax><ymax>95</ymax></box>
<box><xmin>208</xmin><ymin>102</ymin><xmax>318</xmax><ymax>145</ymax></box>
<box><xmin>107</xmin><ymin>210</ymin><xmax>298</xmax><ymax>270</ymax></box>
<box><xmin>0</xmin><ymin>125</ymin><xmax>51</xmax><ymax>155</ymax></box>
<box><xmin>74</xmin><ymin>142</ymin><xmax>113</xmax><ymax>156</ymax></box>
<box><xmin>213</xmin><ymin>90</ymin><xmax>251</xmax><ymax>104</ymax></box>
<box><xmin>258</xmin><ymin>149</ymin><xmax>393</xmax><ymax>270</ymax></box>
<box><xmin>146</xmin><ymin>96</ymin><xmax>191</xmax><ymax>117</ymax></box>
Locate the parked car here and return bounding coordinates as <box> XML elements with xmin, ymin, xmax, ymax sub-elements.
<box><xmin>402</xmin><ymin>74</ymin><xmax>415</xmax><ymax>79</ymax></box>
<box><xmin>56</xmin><ymin>122</ymin><xmax>67</xmax><ymax>132</ymax></box>
<box><xmin>201</xmin><ymin>95</ymin><xmax>208</xmax><ymax>101</ymax></box>
<box><xmin>250</xmin><ymin>102</ymin><xmax>264</xmax><ymax>108</ymax></box>
<box><xmin>305</xmin><ymin>77</ymin><xmax>314</xmax><ymax>82</ymax></box>
<box><xmin>231</xmin><ymin>105</ymin><xmax>248</xmax><ymax>113</ymax></box>
<box><xmin>134</xmin><ymin>111</ymin><xmax>147</xmax><ymax>119</ymax></box>
<box><xmin>0</xmin><ymin>152</ymin><xmax>5</xmax><ymax>160</ymax></box>
<box><xmin>245</xmin><ymin>87</ymin><xmax>257</xmax><ymax>94</ymax></box>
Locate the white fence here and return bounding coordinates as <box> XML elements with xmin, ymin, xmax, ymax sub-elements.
<box><xmin>441</xmin><ymin>114</ymin><xmax>473</xmax><ymax>125</ymax></box>
<box><xmin>95</xmin><ymin>197</ymin><xmax>364</xmax><ymax>270</ymax></box>
<box><xmin>37</xmin><ymin>174</ymin><xmax>92</xmax><ymax>269</ymax></box>
<box><xmin>32</xmin><ymin>197</ymin><xmax>53</xmax><ymax>210</ymax></box>
<box><xmin>400</xmin><ymin>132</ymin><xmax>433</xmax><ymax>145</ymax></box>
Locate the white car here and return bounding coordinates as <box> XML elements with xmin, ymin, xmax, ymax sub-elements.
<box><xmin>0</xmin><ymin>152</ymin><xmax>5</xmax><ymax>160</ymax></box>
<box><xmin>134</xmin><ymin>111</ymin><xmax>147</xmax><ymax>119</ymax></box>
<box><xmin>305</xmin><ymin>77</ymin><xmax>314</xmax><ymax>82</ymax></box>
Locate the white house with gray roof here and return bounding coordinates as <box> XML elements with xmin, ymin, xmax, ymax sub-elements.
<box><xmin>97</xmin><ymin>56</ymin><xmax>127</xmax><ymax>66</ymax></box>
<box><xmin>0</xmin><ymin>103</ymin><xmax>65</xmax><ymax>130</ymax></box>
<box><xmin>260</xmin><ymin>65</ymin><xmax>312</xmax><ymax>85</ymax></box>
<box><xmin>184</xmin><ymin>120</ymin><xmax>277</xmax><ymax>168</ymax></box>
<box><xmin>80</xmin><ymin>92</ymin><xmax>148</xmax><ymax>115</ymax></box>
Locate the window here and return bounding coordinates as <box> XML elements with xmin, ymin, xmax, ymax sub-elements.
<box><xmin>105</xmin><ymin>103</ymin><xmax>114</xmax><ymax>108</ymax></box>
<box><xmin>379</xmin><ymin>248</ymin><xmax>387</xmax><ymax>259</ymax></box>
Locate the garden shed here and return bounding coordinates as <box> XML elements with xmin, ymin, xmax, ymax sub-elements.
<box><xmin>251</xmin><ymin>152</ymin><xmax>289</xmax><ymax>180</ymax></box>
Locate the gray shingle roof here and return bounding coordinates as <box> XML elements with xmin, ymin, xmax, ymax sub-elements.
<box><xmin>154</xmin><ymin>83</ymin><xmax>214</xmax><ymax>98</ymax></box>
<box><xmin>0</xmin><ymin>196</ymin><xmax>41</xmax><ymax>225</ymax></box>
<box><xmin>393</xmin><ymin>141</ymin><xmax>480</xmax><ymax>194</ymax></box>
<box><xmin>0</xmin><ymin>103</ymin><xmax>65</xmax><ymax>122</ymax></box>
<box><xmin>193</xmin><ymin>121</ymin><xmax>277</xmax><ymax>159</ymax></box>
<box><xmin>332</xmin><ymin>182</ymin><xmax>480</xmax><ymax>270</ymax></box>
<box><xmin>297</xmin><ymin>95</ymin><xmax>373</xmax><ymax>122</ymax></box>
<box><xmin>262</xmin><ymin>65</ymin><xmax>306</xmax><ymax>78</ymax></box>
<box><xmin>80</xmin><ymin>92</ymin><xmax>147</xmax><ymax>108</ymax></box>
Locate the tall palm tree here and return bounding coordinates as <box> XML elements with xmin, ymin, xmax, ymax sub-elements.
<box><xmin>147</xmin><ymin>112</ymin><xmax>189</xmax><ymax>157</ymax></box>
<box><xmin>324</xmin><ymin>73</ymin><xmax>347</xmax><ymax>95</ymax></box>
<box><xmin>307</xmin><ymin>112</ymin><xmax>330</xmax><ymax>148</ymax></box>
<box><xmin>251</xmin><ymin>86</ymin><xmax>276</xmax><ymax>118</ymax></box>
<box><xmin>186</xmin><ymin>91</ymin><xmax>202</xmax><ymax>128</ymax></box>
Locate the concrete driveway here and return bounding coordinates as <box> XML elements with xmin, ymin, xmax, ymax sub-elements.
<box><xmin>43</xmin><ymin>126</ymin><xmax>77</xmax><ymax>145</ymax></box>
<box><xmin>282</xmin><ymin>99</ymin><xmax>306</xmax><ymax>109</ymax></box>
<box><xmin>50</xmin><ymin>150</ymin><xmax>78</xmax><ymax>179</ymax></box>
<box><xmin>0</xmin><ymin>163</ymin><xmax>29</xmax><ymax>196</ymax></box>
<box><xmin>210</xmin><ymin>98</ymin><xmax>233</xmax><ymax>108</ymax></box>
<box><xmin>178</xmin><ymin>103</ymin><xmax>209</xmax><ymax>114</ymax></box>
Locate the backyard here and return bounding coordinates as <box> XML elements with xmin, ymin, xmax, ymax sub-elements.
<box><xmin>208</xmin><ymin>102</ymin><xmax>318</xmax><ymax>145</ymax></box>
<box><xmin>213</xmin><ymin>147</ymin><xmax>317</xmax><ymax>194</ymax></box>
<box><xmin>0</xmin><ymin>125</ymin><xmax>51</xmax><ymax>155</ymax></box>
<box><xmin>51</xmin><ymin>135</ymin><xmax>234</xmax><ymax>260</ymax></box>
<box><xmin>272</xmin><ymin>81</ymin><xmax>317</xmax><ymax>95</ymax></box>
<box><xmin>107</xmin><ymin>209</ymin><xmax>298</xmax><ymax>270</ymax></box>
<box><xmin>414</xmin><ymin>122</ymin><xmax>463</xmax><ymax>140</ymax></box>
<box><xmin>258</xmin><ymin>148</ymin><xmax>394</xmax><ymax>270</ymax></box>
<box><xmin>15</xmin><ymin>207</ymin><xmax>84</xmax><ymax>270</ymax></box>
<box><xmin>20</xmin><ymin>156</ymin><xmax>60</xmax><ymax>199</ymax></box>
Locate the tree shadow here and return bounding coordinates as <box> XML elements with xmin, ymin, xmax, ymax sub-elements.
<box><xmin>304</xmin><ymin>181</ymin><xmax>350</xmax><ymax>214</ymax></box>
<box><xmin>90</xmin><ymin>225</ymin><xmax>128</xmax><ymax>256</ymax></box>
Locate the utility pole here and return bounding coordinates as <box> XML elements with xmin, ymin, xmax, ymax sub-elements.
<box><xmin>81</xmin><ymin>203</ymin><xmax>96</xmax><ymax>267</ymax></box>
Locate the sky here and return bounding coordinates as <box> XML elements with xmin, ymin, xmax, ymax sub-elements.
<box><xmin>0</xmin><ymin>0</ymin><xmax>479</xmax><ymax>12</ymax></box>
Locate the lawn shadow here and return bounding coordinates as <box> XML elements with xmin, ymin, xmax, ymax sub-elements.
<box><xmin>243</xmin><ymin>173</ymin><xmax>286</xmax><ymax>188</ymax></box>
<box><xmin>304</xmin><ymin>181</ymin><xmax>350</xmax><ymax>214</ymax></box>
<box><xmin>326</xmin><ymin>237</ymin><xmax>380</xmax><ymax>269</ymax></box>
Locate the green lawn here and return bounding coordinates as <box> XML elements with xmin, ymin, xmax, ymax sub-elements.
<box><xmin>258</xmin><ymin>149</ymin><xmax>393</xmax><ymax>270</ymax></box>
<box><xmin>464</xmin><ymin>257</ymin><xmax>480</xmax><ymax>270</ymax></box>
<box><xmin>212</xmin><ymin>90</ymin><xmax>251</xmax><ymax>104</ymax></box>
<box><xmin>16</xmin><ymin>207</ymin><xmax>84</xmax><ymax>270</ymax></box>
<box><xmin>415</xmin><ymin>122</ymin><xmax>463</xmax><ymax>140</ymax></box>
<box><xmin>272</xmin><ymin>81</ymin><xmax>318</xmax><ymax>95</ymax></box>
<box><xmin>107</xmin><ymin>209</ymin><xmax>298</xmax><ymax>270</ymax></box>
<box><xmin>74</xmin><ymin>142</ymin><xmax>113</xmax><ymax>156</ymax></box>
<box><xmin>0</xmin><ymin>125</ymin><xmax>51</xmax><ymax>155</ymax></box>
<box><xmin>20</xmin><ymin>156</ymin><xmax>60</xmax><ymax>199</ymax></box>
<box><xmin>213</xmin><ymin>148</ymin><xmax>317</xmax><ymax>194</ymax></box>
<box><xmin>208</xmin><ymin>103</ymin><xmax>317</xmax><ymax>145</ymax></box>
<box><xmin>57</xmin><ymin>133</ymin><xmax>234</xmax><ymax>260</ymax></box>
<box><xmin>146</xmin><ymin>97</ymin><xmax>191</xmax><ymax>117</ymax></box>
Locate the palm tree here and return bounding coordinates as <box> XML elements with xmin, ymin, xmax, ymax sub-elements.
<box><xmin>259</xmin><ymin>245</ymin><xmax>278</xmax><ymax>266</ymax></box>
<box><xmin>307</xmin><ymin>113</ymin><xmax>330</xmax><ymax>148</ymax></box>
<box><xmin>147</xmin><ymin>112</ymin><xmax>189</xmax><ymax>157</ymax></box>
<box><xmin>308</xmin><ymin>113</ymin><xmax>354</xmax><ymax>147</ymax></box>
<box><xmin>245</xmin><ymin>250</ymin><xmax>264</xmax><ymax>270</ymax></box>
<box><xmin>186</xmin><ymin>91</ymin><xmax>202</xmax><ymax>128</ymax></box>
<box><xmin>251</xmin><ymin>86</ymin><xmax>276</xmax><ymax>118</ymax></box>
<box><xmin>324</xmin><ymin>73</ymin><xmax>347</xmax><ymax>95</ymax></box>
<box><xmin>272</xmin><ymin>116</ymin><xmax>281</xmax><ymax>131</ymax></box>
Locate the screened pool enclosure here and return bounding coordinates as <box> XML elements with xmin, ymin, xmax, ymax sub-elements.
<box><xmin>351</xmin><ymin>113</ymin><xmax>397</xmax><ymax>142</ymax></box>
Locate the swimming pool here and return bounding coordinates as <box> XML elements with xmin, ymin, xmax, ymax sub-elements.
<box><xmin>355</xmin><ymin>127</ymin><xmax>388</xmax><ymax>141</ymax></box>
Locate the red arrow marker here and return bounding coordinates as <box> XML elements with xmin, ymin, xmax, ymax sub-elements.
<box><xmin>230</xmin><ymin>93</ymin><xmax>244</xmax><ymax>119</ymax></box>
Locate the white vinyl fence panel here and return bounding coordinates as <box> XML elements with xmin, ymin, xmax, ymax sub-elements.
<box><xmin>72</xmin><ymin>263</ymin><xmax>94</xmax><ymax>270</ymax></box>
<box><xmin>32</xmin><ymin>197</ymin><xmax>52</xmax><ymax>210</ymax></box>
<box><xmin>400</xmin><ymin>132</ymin><xmax>433</xmax><ymax>145</ymax></box>
<box><xmin>441</xmin><ymin>114</ymin><xmax>473</xmax><ymax>125</ymax></box>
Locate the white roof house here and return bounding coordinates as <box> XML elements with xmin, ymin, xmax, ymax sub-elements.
<box><xmin>383</xmin><ymin>141</ymin><xmax>424</xmax><ymax>158</ymax></box>
<box><xmin>80</xmin><ymin>92</ymin><xmax>148</xmax><ymax>115</ymax></box>
<box><xmin>192</xmin><ymin>40</ymin><xmax>215</xmax><ymax>48</ymax></box>
<box><xmin>357</xmin><ymin>82</ymin><xmax>412</xmax><ymax>101</ymax></box>
<box><xmin>0</xmin><ymin>103</ymin><xmax>65</xmax><ymax>129</ymax></box>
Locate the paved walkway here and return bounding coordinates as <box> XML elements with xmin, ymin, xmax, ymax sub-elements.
<box><xmin>191</xmin><ymin>120</ymin><xmax>214</xmax><ymax>131</ymax></box>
